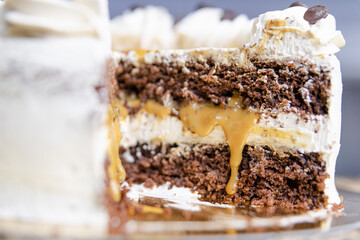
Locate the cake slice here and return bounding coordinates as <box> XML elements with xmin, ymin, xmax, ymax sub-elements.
<box><xmin>113</xmin><ymin>5</ymin><xmax>345</xmax><ymax>211</ymax></box>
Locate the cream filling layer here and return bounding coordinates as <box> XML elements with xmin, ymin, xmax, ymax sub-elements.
<box><xmin>120</xmin><ymin>110</ymin><xmax>333</xmax><ymax>154</ymax></box>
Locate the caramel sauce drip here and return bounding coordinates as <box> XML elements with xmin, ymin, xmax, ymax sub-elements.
<box><xmin>107</xmin><ymin>99</ymin><xmax>127</xmax><ymax>202</ymax></box>
<box><xmin>179</xmin><ymin>97</ymin><xmax>258</xmax><ymax>195</ymax></box>
<box><xmin>267</xmin><ymin>19</ymin><xmax>286</xmax><ymax>28</ymax></box>
<box><xmin>143</xmin><ymin>100</ymin><xmax>171</xmax><ymax>119</ymax></box>
<box><xmin>133</xmin><ymin>49</ymin><xmax>150</xmax><ymax>62</ymax></box>
<box><xmin>128</xmin><ymin>96</ymin><xmax>309</xmax><ymax>196</ymax></box>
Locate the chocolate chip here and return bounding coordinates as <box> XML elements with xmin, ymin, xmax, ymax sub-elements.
<box><xmin>289</xmin><ymin>2</ymin><xmax>308</xmax><ymax>8</ymax></box>
<box><xmin>304</xmin><ymin>5</ymin><xmax>328</xmax><ymax>25</ymax></box>
<box><xmin>130</xmin><ymin>4</ymin><xmax>144</xmax><ymax>11</ymax></box>
<box><xmin>221</xmin><ymin>9</ymin><xmax>236</xmax><ymax>21</ymax></box>
<box><xmin>196</xmin><ymin>3</ymin><xmax>214</xmax><ymax>10</ymax></box>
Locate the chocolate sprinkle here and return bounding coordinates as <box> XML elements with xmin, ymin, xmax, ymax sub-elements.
<box><xmin>221</xmin><ymin>9</ymin><xmax>236</xmax><ymax>21</ymax></box>
<box><xmin>289</xmin><ymin>2</ymin><xmax>308</xmax><ymax>8</ymax></box>
<box><xmin>304</xmin><ymin>5</ymin><xmax>328</xmax><ymax>25</ymax></box>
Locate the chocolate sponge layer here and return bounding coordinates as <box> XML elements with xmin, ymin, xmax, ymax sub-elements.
<box><xmin>116</xmin><ymin>57</ymin><xmax>330</xmax><ymax>116</ymax></box>
<box><xmin>121</xmin><ymin>143</ymin><xmax>328</xmax><ymax>210</ymax></box>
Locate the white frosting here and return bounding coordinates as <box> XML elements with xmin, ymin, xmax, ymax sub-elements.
<box><xmin>247</xmin><ymin>6</ymin><xmax>345</xmax><ymax>57</ymax></box>
<box><xmin>111</xmin><ymin>6</ymin><xmax>176</xmax><ymax>51</ymax></box>
<box><xmin>322</xmin><ymin>56</ymin><xmax>342</xmax><ymax>205</ymax></box>
<box><xmin>0</xmin><ymin>37</ymin><xmax>109</xmax><ymax>235</ymax></box>
<box><xmin>175</xmin><ymin>7</ymin><xmax>254</xmax><ymax>49</ymax></box>
<box><xmin>1</xmin><ymin>0</ymin><xmax>110</xmax><ymax>46</ymax></box>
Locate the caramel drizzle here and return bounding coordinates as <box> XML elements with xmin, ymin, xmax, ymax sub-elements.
<box><xmin>143</xmin><ymin>100</ymin><xmax>171</xmax><ymax>119</ymax></box>
<box><xmin>179</xmin><ymin>97</ymin><xmax>258</xmax><ymax>195</ymax></box>
<box><xmin>107</xmin><ymin>99</ymin><xmax>127</xmax><ymax>202</ymax></box>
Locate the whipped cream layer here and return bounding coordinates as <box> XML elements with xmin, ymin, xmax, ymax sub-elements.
<box><xmin>0</xmin><ymin>37</ymin><xmax>109</xmax><ymax>235</ymax></box>
<box><xmin>121</xmin><ymin>110</ymin><xmax>333</xmax><ymax>155</ymax></box>
<box><xmin>111</xmin><ymin>6</ymin><xmax>176</xmax><ymax>51</ymax></box>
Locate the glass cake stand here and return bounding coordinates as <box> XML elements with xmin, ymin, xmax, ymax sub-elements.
<box><xmin>1</xmin><ymin>177</ymin><xmax>360</xmax><ymax>239</ymax></box>
<box><xmin>114</xmin><ymin>177</ymin><xmax>360</xmax><ymax>240</ymax></box>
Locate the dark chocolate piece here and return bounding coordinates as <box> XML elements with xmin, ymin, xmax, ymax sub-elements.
<box><xmin>121</xmin><ymin>143</ymin><xmax>329</xmax><ymax>210</ymax></box>
<box><xmin>196</xmin><ymin>2</ymin><xmax>214</xmax><ymax>10</ymax></box>
<box><xmin>304</xmin><ymin>5</ymin><xmax>328</xmax><ymax>25</ymax></box>
<box><xmin>221</xmin><ymin>9</ymin><xmax>236</xmax><ymax>21</ymax></box>
<box><xmin>130</xmin><ymin>4</ymin><xmax>144</xmax><ymax>11</ymax></box>
<box><xmin>289</xmin><ymin>2</ymin><xmax>308</xmax><ymax>8</ymax></box>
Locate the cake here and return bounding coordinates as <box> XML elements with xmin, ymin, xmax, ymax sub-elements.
<box><xmin>0</xmin><ymin>0</ymin><xmax>112</xmax><ymax>236</ymax></box>
<box><xmin>112</xmin><ymin>4</ymin><xmax>345</xmax><ymax>211</ymax></box>
<box><xmin>0</xmin><ymin>0</ymin><xmax>345</xmax><ymax>236</ymax></box>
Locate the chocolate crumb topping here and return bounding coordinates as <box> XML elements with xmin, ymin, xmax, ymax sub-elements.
<box><xmin>304</xmin><ymin>5</ymin><xmax>328</xmax><ymax>25</ymax></box>
<box><xmin>289</xmin><ymin>2</ymin><xmax>308</xmax><ymax>8</ymax></box>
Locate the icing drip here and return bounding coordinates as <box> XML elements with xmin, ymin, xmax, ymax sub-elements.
<box><xmin>179</xmin><ymin>97</ymin><xmax>258</xmax><ymax>195</ymax></box>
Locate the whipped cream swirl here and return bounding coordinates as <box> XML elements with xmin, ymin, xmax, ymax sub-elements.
<box><xmin>111</xmin><ymin>6</ymin><xmax>176</xmax><ymax>51</ymax></box>
<box><xmin>246</xmin><ymin>6</ymin><xmax>345</xmax><ymax>57</ymax></box>
<box><xmin>175</xmin><ymin>7</ymin><xmax>254</xmax><ymax>49</ymax></box>
<box><xmin>0</xmin><ymin>0</ymin><xmax>109</xmax><ymax>40</ymax></box>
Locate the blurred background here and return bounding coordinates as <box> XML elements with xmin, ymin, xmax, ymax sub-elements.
<box><xmin>108</xmin><ymin>0</ymin><xmax>360</xmax><ymax>177</ymax></box>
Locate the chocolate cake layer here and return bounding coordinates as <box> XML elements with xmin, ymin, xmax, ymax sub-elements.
<box><xmin>121</xmin><ymin>143</ymin><xmax>328</xmax><ymax>210</ymax></box>
<box><xmin>116</xmin><ymin>57</ymin><xmax>330</xmax><ymax>115</ymax></box>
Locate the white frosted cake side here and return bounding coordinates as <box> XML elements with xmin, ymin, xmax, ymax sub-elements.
<box><xmin>0</xmin><ymin>0</ymin><xmax>111</xmax><ymax>236</ymax></box>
